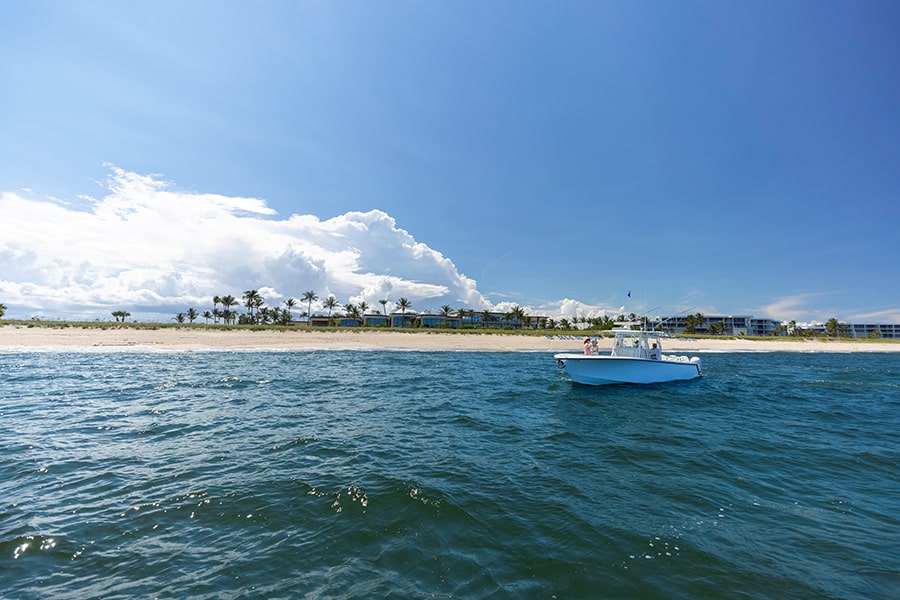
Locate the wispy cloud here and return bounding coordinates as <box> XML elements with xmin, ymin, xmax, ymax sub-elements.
<box><xmin>761</xmin><ymin>294</ymin><xmax>826</xmax><ymax>322</ymax></box>
<box><xmin>845</xmin><ymin>307</ymin><xmax>900</xmax><ymax>324</ymax></box>
<box><xmin>0</xmin><ymin>167</ymin><xmax>490</xmax><ymax>320</ymax></box>
<box><xmin>757</xmin><ymin>292</ymin><xmax>899</xmax><ymax>324</ymax></box>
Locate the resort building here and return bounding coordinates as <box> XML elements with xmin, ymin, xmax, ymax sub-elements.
<box><xmin>845</xmin><ymin>323</ymin><xmax>900</xmax><ymax>339</ymax></box>
<box><xmin>800</xmin><ymin>322</ymin><xmax>900</xmax><ymax>339</ymax></box>
<box><xmin>300</xmin><ymin>311</ymin><xmax>897</xmax><ymax>338</ymax></box>
<box><xmin>654</xmin><ymin>315</ymin><xmax>898</xmax><ymax>339</ymax></box>
<box><xmin>653</xmin><ymin>315</ymin><xmax>782</xmax><ymax>337</ymax></box>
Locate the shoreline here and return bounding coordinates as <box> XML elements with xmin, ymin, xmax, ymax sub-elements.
<box><xmin>1</xmin><ymin>325</ymin><xmax>898</xmax><ymax>352</ymax></box>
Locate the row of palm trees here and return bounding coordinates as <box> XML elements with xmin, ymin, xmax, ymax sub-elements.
<box><xmin>175</xmin><ymin>290</ymin><xmax>421</xmax><ymax>326</ymax></box>
<box><xmin>174</xmin><ymin>289</ymin><xmax>543</xmax><ymax>329</ymax></box>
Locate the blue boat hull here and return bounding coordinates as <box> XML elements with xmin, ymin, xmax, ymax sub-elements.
<box><xmin>554</xmin><ymin>354</ymin><xmax>702</xmax><ymax>386</ymax></box>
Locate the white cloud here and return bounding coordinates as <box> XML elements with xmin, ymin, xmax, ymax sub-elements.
<box><xmin>845</xmin><ymin>308</ymin><xmax>900</xmax><ymax>324</ymax></box>
<box><xmin>761</xmin><ymin>294</ymin><xmax>820</xmax><ymax>322</ymax></box>
<box><xmin>0</xmin><ymin>167</ymin><xmax>491</xmax><ymax>321</ymax></box>
<box><xmin>759</xmin><ymin>292</ymin><xmax>900</xmax><ymax>324</ymax></box>
<box><xmin>549</xmin><ymin>298</ymin><xmax>620</xmax><ymax>322</ymax></box>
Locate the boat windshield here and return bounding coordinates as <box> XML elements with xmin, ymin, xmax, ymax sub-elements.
<box><xmin>610</xmin><ymin>332</ymin><xmax>661</xmax><ymax>359</ymax></box>
<box><xmin>611</xmin><ymin>333</ymin><xmax>643</xmax><ymax>358</ymax></box>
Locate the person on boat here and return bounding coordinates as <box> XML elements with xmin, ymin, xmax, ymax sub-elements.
<box><xmin>590</xmin><ymin>338</ymin><xmax>599</xmax><ymax>355</ymax></box>
<box><xmin>583</xmin><ymin>338</ymin><xmax>591</xmax><ymax>355</ymax></box>
<box><xmin>648</xmin><ymin>343</ymin><xmax>661</xmax><ymax>360</ymax></box>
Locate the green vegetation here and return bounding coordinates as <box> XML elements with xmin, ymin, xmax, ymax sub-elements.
<box><xmin>683</xmin><ymin>313</ymin><xmax>705</xmax><ymax>334</ymax></box>
<box><xmin>0</xmin><ymin>292</ymin><xmax>896</xmax><ymax>343</ymax></box>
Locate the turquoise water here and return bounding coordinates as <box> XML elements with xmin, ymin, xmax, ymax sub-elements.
<box><xmin>1</xmin><ymin>349</ymin><xmax>898</xmax><ymax>599</ymax></box>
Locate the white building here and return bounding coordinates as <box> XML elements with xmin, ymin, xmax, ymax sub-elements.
<box><xmin>654</xmin><ymin>315</ymin><xmax>781</xmax><ymax>336</ymax></box>
<box><xmin>656</xmin><ymin>315</ymin><xmax>898</xmax><ymax>339</ymax></box>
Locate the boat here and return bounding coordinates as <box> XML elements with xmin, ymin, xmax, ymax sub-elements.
<box><xmin>554</xmin><ymin>324</ymin><xmax>701</xmax><ymax>386</ymax></box>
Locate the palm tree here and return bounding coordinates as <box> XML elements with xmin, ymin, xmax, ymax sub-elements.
<box><xmin>358</xmin><ymin>301</ymin><xmax>369</xmax><ymax>315</ymax></box>
<box><xmin>825</xmin><ymin>317</ymin><xmax>847</xmax><ymax>338</ymax></box>
<box><xmin>220</xmin><ymin>295</ymin><xmax>238</xmax><ymax>324</ymax></box>
<box><xmin>439</xmin><ymin>304</ymin><xmax>453</xmax><ymax>328</ymax></box>
<box><xmin>212</xmin><ymin>296</ymin><xmax>222</xmax><ymax>323</ymax></box>
<box><xmin>345</xmin><ymin>303</ymin><xmax>361</xmax><ymax>324</ymax></box>
<box><xmin>186</xmin><ymin>307</ymin><xmax>198</xmax><ymax>323</ymax></box>
<box><xmin>684</xmin><ymin>312</ymin><xmax>704</xmax><ymax>334</ymax></box>
<box><xmin>510</xmin><ymin>305</ymin><xmax>525</xmax><ymax>329</ymax></box>
<box><xmin>396</xmin><ymin>297</ymin><xmax>411</xmax><ymax>327</ymax></box>
<box><xmin>283</xmin><ymin>298</ymin><xmax>297</xmax><ymax>321</ymax></box>
<box><xmin>379</xmin><ymin>299</ymin><xmax>389</xmax><ymax>316</ymax></box>
<box><xmin>259</xmin><ymin>307</ymin><xmax>276</xmax><ymax>325</ymax></box>
<box><xmin>202</xmin><ymin>310</ymin><xmax>213</xmax><ymax>323</ymax></box>
<box><xmin>175</xmin><ymin>312</ymin><xmax>186</xmax><ymax>324</ymax></box>
<box><xmin>0</xmin><ymin>303</ymin><xmax>6</xmax><ymax>319</ymax></box>
<box><xmin>302</xmin><ymin>290</ymin><xmax>318</xmax><ymax>323</ymax></box>
<box><xmin>708</xmin><ymin>321</ymin><xmax>725</xmax><ymax>335</ymax></box>
<box><xmin>324</xmin><ymin>296</ymin><xmax>339</xmax><ymax>320</ymax></box>
<box><xmin>243</xmin><ymin>290</ymin><xmax>262</xmax><ymax>324</ymax></box>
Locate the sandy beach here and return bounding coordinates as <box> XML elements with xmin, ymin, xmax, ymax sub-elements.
<box><xmin>0</xmin><ymin>325</ymin><xmax>897</xmax><ymax>352</ymax></box>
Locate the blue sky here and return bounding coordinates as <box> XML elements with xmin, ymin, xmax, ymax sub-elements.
<box><xmin>1</xmin><ymin>1</ymin><xmax>899</xmax><ymax>324</ymax></box>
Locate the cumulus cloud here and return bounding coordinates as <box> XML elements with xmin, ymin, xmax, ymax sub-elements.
<box><xmin>553</xmin><ymin>298</ymin><xmax>620</xmax><ymax>322</ymax></box>
<box><xmin>0</xmin><ymin>166</ymin><xmax>491</xmax><ymax>320</ymax></box>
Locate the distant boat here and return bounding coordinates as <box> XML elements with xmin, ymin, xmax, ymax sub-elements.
<box><xmin>554</xmin><ymin>324</ymin><xmax>701</xmax><ymax>386</ymax></box>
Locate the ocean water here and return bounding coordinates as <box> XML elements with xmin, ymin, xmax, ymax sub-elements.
<box><xmin>1</xmin><ymin>349</ymin><xmax>898</xmax><ymax>599</ymax></box>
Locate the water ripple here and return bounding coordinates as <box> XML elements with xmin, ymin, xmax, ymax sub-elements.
<box><xmin>1</xmin><ymin>350</ymin><xmax>898</xmax><ymax>598</ymax></box>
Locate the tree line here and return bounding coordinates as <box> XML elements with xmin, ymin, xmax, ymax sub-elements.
<box><xmin>0</xmin><ymin>297</ymin><xmax>882</xmax><ymax>337</ymax></box>
<box><xmin>174</xmin><ymin>290</ymin><xmax>414</xmax><ymax>326</ymax></box>
<box><xmin>172</xmin><ymin>290</ymin><xmax>544</xmax><ymax>329</ymax></box>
